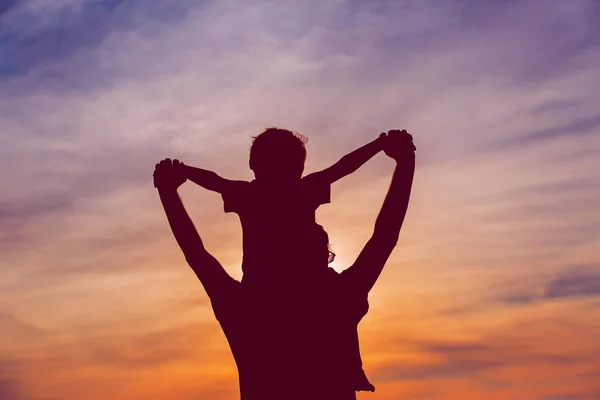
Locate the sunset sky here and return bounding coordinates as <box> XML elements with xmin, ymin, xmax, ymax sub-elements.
<box><xmin>1</xmin><ymin>1</ymin><xmax>600</xmax><ymax>399</ymax></box>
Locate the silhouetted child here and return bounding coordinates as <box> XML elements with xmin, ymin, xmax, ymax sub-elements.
<box><xmin>180</xmin><ymin>128</ymin><xmax>385</xmax><ymax>287</ymax></box>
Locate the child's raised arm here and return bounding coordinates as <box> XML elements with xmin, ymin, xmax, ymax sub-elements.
<box><xmin>307</xmin><ymin>133</ymin><xmax>386</xmax><ymax>184</ymax></box>
<box><xmin>182</xmin><ymin>164</ymin><xmax>235</xmax><ymax>194</ymax></box>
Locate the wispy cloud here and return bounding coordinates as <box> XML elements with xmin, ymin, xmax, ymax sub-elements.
<box><xmin>544</xmin><ymin>268</ymin><xmax>600</xmax><ymax>299</ymax></box>
<box><xmin>364</xmin><ymin>310</ymin><xmax>599</xmax><ymax>399</ymax></box>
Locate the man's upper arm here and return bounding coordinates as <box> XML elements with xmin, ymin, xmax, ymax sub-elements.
<box><xmin>342</xmin><ymin>234</ymin><xmax>396</xmax><ymax>296</ymax></box>
<box><xmin>186</xmin><ymin>250</ymin><xmax>239</xmax><ymax>299</ymax></box>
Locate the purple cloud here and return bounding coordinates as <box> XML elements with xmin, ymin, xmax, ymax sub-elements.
<box><xmin>544</xmin><ymin>268</ymin><xmax>600</xmax><ymax>299</ymax></box>
<box><xmin>375</xmin><ymin>335</ymin><xmax>593</xmax><ymax>383</ymax></box>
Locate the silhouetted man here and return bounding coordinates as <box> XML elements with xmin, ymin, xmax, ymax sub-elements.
<box><xmin>153</xmin><ymin>129</ymin><xmax>415</xmax><ymax>400</ymax></box>
<box><xmin>174</xmin><ymin>127</ymin><xmax>387</xmax><ymax>391</ymax></box>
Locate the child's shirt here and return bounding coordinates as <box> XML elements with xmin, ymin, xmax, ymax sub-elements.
<box><xmin>221</xmin><ymin>174</ymin><xmax>330</xmax><ymax>285</ymax></box>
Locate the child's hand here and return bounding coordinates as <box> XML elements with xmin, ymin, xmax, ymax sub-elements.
<box><xmin>383</xmin><ymin>129</ymin><xmax>416</xmax><ymax>162</ymax></box>
<box><xmin>153</xmin><ymin>158</ymin><xmax>187</xmax><ymax>190</ymax></box>
<box><xmin>376</xmin><ymin>132</ymin><xmax>387</xmax><ymax>149</ymax></box>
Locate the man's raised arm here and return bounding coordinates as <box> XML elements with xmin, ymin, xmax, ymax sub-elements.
<box><xmin>155</xmin><ymin>159</ymin><xmax>235</xmax><ymax>294</ymax></box>
<box><xmin>343</xmin><ymin>130</ymin><xmax>416</xmax><ymax>294</ymax></box>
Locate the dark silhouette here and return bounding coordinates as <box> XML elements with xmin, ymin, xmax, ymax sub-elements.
<box><xmin>180</xmin><ymin>127</ymin><xmax>386</xmax><ymax>286</ymax></box>
<box><xmin>180</xmin><ymin>128</ymin><xmax>387</xmax><ymax>392</ymax></box>
<box><xmin>153</xmin><ymin>129</ymin><xmax>415</xmax><ymax>400</ymax></box>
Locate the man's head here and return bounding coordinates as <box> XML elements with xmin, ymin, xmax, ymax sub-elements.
<box><xmin>249</xmin><ymin>127</ymin><xmax>307</xmax><ymax>181</ymax></box>
<box><xmin>297</xmin><ymin>224</ymin><xmax>332</xmax><ymax>271</ymax></box>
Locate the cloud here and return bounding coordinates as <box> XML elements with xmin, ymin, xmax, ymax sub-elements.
<box><xmin>492</xmin><ymin>113</ymin><xmax>600</xmax><ymax>151</ymax></box>
<box><xmin>0</xmin><ymin>0</ymin><xmax>18</xmax><ymax>16</ymax></box>
<box><xmin>0</xmin><ymin>359</ymin><xmax>29</xmax><ymax>400</ymax></box>
<box><xmin>497</xmin><ymin>267</ymin><xmax>600</xmax><ymax>306</ymax></box>
<box><xmin>440</xmin><ymin>267</ymin><xmax>600</xmax><ymax>317</ymax></box>
<box><xmin>0</xmin><ymin>378</ymin><xmax>23</xmax><ymax>400</ymax></box>
<box><xmin>366</xmin><ymin>313</ymin><xmax>599</xmax><ymax>400</ymax></box>
<box><xmin>76</xmin><ymin>323</ymin><xmax>222</xmax><ymax>368</ymax></box>
<box><xmin>375</xmin><ymin>336</ymin><xmax>590</xmax><ymax>383</ymax></box>
<box><xmin>544</xmin><ymin>268</ymin><xmax>600</xmax><ymax>299</ymax></box>
<box><xmin>0</xmin><ymin>313</ymin><xmax>42</xmax><ymax>342</ymax></box>
<box><xmin>0</xmin><ymin>0</ymin><xmax>202</xmax><ymax>78</ymax></box>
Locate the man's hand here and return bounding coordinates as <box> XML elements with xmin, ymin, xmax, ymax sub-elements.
<box><xmin>153</xmin><ymin>158</ymin><xmax>187</xmax><ymax>190</ymax></box>
<box><xmin>383</xmin><ymin>129</ymin><xmax>416</xmax><ymax>162</ymax></box>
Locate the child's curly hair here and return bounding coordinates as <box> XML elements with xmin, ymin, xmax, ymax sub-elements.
<box><xmin>249</xmin><ymin>127</ymin><xmax>307</xmax><ymax>179</ymax></box>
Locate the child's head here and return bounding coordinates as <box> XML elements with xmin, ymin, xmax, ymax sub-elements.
<box><xmin>249</xmin><ymin>127</ymin><xmax>307</xmax><ymax>181</ymax></box>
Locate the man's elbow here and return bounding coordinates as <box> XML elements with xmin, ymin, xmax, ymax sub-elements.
<box><xmin>183</xmin><ymin>247</ymin><xmax>208</xmax><ymax>268</ymax></box>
